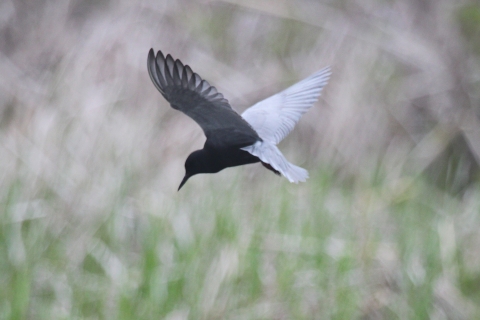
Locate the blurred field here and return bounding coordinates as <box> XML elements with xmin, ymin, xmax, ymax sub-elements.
<box><xmin>1</xmin><ymin>0</ymin><xmax>480</xmax><ymax>319</ymax></box>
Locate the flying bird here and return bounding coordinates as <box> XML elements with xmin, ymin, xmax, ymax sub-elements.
<box><xmin>147</xmin><ymin>49</ymin><xmax>331</xmax><ymax>190</ymax></box>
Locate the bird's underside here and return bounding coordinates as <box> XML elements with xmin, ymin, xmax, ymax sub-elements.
<box><xmin>200</xmin><ymin>142</ymin><xmax>281</xmax><ymax>175</ymax></box>
<box><xmin>147</xmin><ymin>48</ymin><xmax>331</xmax><ymax>189</ymax></box>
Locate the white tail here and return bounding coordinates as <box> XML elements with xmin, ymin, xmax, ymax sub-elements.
<box><xmin>242</xmin><ymin>141</ymin><xmax>309</xmax><ymax>183</ymax></box>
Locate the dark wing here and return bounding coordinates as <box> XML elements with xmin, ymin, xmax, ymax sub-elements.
<box><xmin>147</xmin><ymin>49</ymin><xmax>260</xmax><ymax>149</ymax></box>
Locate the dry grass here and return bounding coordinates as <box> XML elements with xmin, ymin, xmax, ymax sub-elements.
<box><xmin>1</xmin><ymin>0</ymin><xmax>480</xmax><ymax>319</ymax></box>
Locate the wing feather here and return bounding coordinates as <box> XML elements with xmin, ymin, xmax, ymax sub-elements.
<box><xmin>173</xmin><ymin>62</ymin><xmax>182</xmax><ymax>86</ymax></box>
<box><xmin>181</xmin><ymin>66</ymin><xmax>189</xmax><ymax>88</ymax></box>
<box><xmin>147</xmin><ymin>49</ymin><xmax>260</xmax><ymax>148</ymax></box>
<box><xmin>241</xmin><ymin>67</ymin><xmax>331</xmax><ymax>145</ymax></box>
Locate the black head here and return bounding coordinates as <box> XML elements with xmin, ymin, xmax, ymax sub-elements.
<box><xmin>178</xmin><ymin>149</ymin><xmax>216</xmax><ymax>191</ymax></box>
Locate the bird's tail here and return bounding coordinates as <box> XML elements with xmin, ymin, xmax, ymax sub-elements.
<box><xmin>242</xmin><ymin>141</ymin><xmax>309</xmax><ymax>183</ymax></box>
<box><xmin>284</xmin><ymin>163</ymin><xmax>309</xmax><ymax>183</ymax></box>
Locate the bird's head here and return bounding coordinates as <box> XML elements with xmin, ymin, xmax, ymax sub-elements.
<box><xmin>178</xmin><ymin>150</ymin><xmax>209</xmax><ymax>191</ymax></box>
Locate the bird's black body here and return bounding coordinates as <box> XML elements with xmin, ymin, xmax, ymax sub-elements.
<box><xmin>186</xmin><ymin>146</ymin><xmax>260</xmax><ymax>175</ymax></box>
<box><xmin>148</xmin><ymin>49</ymin><xmax>271</xmax><ymax>189</ymax></box>
<box><xmin>178</xmin><ymin>133</ymin><xmax>263</xmax><ymax>190</ymax></box>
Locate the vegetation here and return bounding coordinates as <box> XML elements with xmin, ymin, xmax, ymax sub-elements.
<box><xmin>1</xmin><ymin>0</ymin><xmax>480</xmax><ymax>319</ymax></box>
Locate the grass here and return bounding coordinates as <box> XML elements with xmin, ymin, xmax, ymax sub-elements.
<box><xmin>1</xmin><ymin>163</ymin><xmax>480</xmax><ymax>319</ymax></box>
<box><xmin>1</xmin><ymin>0</ymin><xmax>480</xmax><ymax>318</ymax></box>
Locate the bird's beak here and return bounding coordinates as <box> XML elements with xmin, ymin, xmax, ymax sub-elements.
<box><xmin>178</xmin><ymin>173</ymin><xmax>192</xmax><ymax>191</ymax></box>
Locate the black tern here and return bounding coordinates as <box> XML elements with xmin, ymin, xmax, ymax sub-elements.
<box><xmin>147</xmin><ymin>49</ymin><xmax>330</xmax><ymax>190</ymax></box>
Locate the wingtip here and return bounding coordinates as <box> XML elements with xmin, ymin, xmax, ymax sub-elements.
<box><xmin>148</xmin><ymin>48</ymin><xmax>169</xmax><ymax>94</ymax></box>
<box><xmin>316</xmin><ymin>66</ymin><xmax>332</xmax><ymax>76</ymax></box>
<box><xmin>148</xmin><ymin>48</ymin><xmax>155</xmax><ymax>63</ymax></box>
<box><xmin>319</xmin><ymin>66</ymin><xmax>332</xmax><ymax>78</ymax></box>
<box><xmin>149</xmin><ymin>48</ymin><xmax>165</xmax><ymax>56</ymax></box>
<box><xmin>165</xmin><ymin>53</ymin><xmax>174</xmax><ymax>61</ymax></box>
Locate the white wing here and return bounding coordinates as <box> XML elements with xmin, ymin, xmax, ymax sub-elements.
<box><xmin>241</xmin><ymin>67</ymin><xmax>331</xmax><ymax>145</ymax></box>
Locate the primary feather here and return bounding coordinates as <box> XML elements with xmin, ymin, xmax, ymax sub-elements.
<box><xmin>147</xmin><ymin>49</ymin><xmax>260</xmax><ymax>149</ymax></box>
<box><xmin>241</xmin><ymin>67</ymin><xmax>331</xmax><ymax>145</ymax></box>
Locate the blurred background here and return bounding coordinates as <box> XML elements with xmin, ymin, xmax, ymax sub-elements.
<box><xmin>1</xmin><ymin>0</ymin><xmax>480</xmax><ymax>318</ymax></box>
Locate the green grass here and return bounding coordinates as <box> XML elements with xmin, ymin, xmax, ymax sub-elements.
<box><xmin>1</xmin><ymin>165</ymin><xmax>479</xmax><ymax>319</ymax></box>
